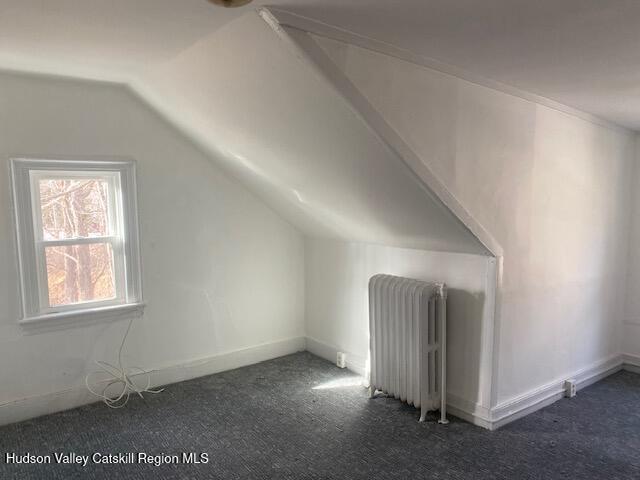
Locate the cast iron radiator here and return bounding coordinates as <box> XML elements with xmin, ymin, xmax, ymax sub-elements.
<box><xmin>368</xmin><ymin>274</ymin><xmax>448</xmax><ymax>423</ymax></box>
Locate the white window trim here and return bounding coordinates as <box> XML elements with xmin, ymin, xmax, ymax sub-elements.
<box><xmin>10</xmin><ymin>157</ymin><xmax>144</xmax><ymax>328</ymax></box>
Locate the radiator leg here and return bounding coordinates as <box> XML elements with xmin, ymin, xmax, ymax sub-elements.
<box><xmin>438</xmin><ymin>410</ymin><xmax>449</xmax><ymax>425</ymax></box>
<box><xmin>368</xmin><ymin>387</ymin><xmax>376</xmax><ymax>399</ymax></box>
<box><xmin>419</xmin><ymin>405</ymin><xmax>427</xmax><ymax>422</ymax></box>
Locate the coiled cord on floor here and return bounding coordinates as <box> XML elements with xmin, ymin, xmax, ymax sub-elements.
<box><xmin>85</xmin><ymin>316</ymin><xmax>163</xmax><ymax>408</ymax></box>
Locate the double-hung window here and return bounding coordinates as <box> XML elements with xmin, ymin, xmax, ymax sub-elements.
<box><xmin>10</xmin><ymin>158</ymin><xmax>143</xmax><ymax>325</ymax></box>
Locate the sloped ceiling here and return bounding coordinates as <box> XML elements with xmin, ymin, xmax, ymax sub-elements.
<box><xmin>272</xmin><ymin>0</ymin><xmax>640</xmax><ymax>131</ymax></box>
<box><xmin>2</xmin><ymin>1</ymin><xmax>640</xmax><ymax>130</ymax></box>
<box><xmin>2</xmin><ymin>1</ymin><xmax>638</xmax><ymax>253</ymax></box>
<box><xmin>134</xmin><ymin>12</ymin><xmax>488</xmax><ymax>254</ymax></box>
<box><xmin>0</xmin><ymin>3</ymin><xmax>490</xmax><ymax>254</ymax></box>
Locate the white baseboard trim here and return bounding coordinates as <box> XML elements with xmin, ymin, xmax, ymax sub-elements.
<box><xmin>2</xmin><ymin>340</ymin><xmax>635</xmax><ymax>430</ymax></box>
<box><xmin>305</xmin><ymin>336</ymin><xmax>368</xmax><ymax>377</ymax></box>
<box><xmin>488</xmin><ymin>354</ymin><xmax>623</xmax><ymax>430</ymax></box>
<box><xmin>0</xmin><ymin>336</ymin><xmax>305</xmax><ymax>427</ymax></box>
<box><xmin>622</xmin><ymin>353</ymin><xmax>640</xmax><ymax>373</ymax></box>
<box><xmin>446</xmin><ymin>393</ymin><xmax>492</xmax><ymax>429</ymax></box>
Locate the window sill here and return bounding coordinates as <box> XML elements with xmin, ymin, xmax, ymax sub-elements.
<box><xmin>19</xmin><ymin>302</ymin><xmax>145</xmax><ymax>333</ymax></box>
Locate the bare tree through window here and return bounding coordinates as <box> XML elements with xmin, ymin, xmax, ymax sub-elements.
<box><xmin>38</xmin><ymin>179</ymin><xmax>116</xmax><ymax>306</ymax></box>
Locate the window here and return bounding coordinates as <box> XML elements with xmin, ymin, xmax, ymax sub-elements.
<box><xmin>10</xmin><ymin>158</ymin><xmax>143</xmax><ymax>325</ymax></box>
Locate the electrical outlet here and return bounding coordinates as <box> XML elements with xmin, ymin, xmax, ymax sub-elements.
<box><xmin>564</xmin><ymin>379</ymin><xmax>577</xmax><ymax>398</ymax></box>
<box><xmin>336</xmin><ymin>352</ymin><xmax>347</xmax><ymax>369</ymax></box>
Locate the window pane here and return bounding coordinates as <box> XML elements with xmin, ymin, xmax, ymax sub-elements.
<box><xmin>38</xmin><ymin>178</ymin><xmax>110</xmax><ymax>240</ymax></box>
<box><xmin>45</xmin><ymin>243</ymin><xmax>116</xmax><ymax>307</ymax></box>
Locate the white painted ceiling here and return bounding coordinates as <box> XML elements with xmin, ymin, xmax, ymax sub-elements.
<box><xmin>2</xmin><ymin>0</ymin><xmax>640</xmax><ymax>130</ymax></box>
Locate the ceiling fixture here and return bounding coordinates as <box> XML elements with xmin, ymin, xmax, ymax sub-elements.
<box><xmin>207</xmin><ymin>0</ymin><xmax>254</xmax><ymax>7</ymax></box>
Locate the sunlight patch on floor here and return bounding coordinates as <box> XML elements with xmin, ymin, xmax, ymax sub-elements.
<box><xmin>312</xmin><ymin>376</ymin><xmax>364</xmax><ymax>390</ymax></box>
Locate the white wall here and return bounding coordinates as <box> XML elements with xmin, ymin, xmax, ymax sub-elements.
<box><xmin>0</xmin><ymin>71</ymin><xmax>305</xmax><ymax>424</ymax></box>
<box><xmin>313</xmin><ymin>35</ymin><xmax>636</xmax><ymax>407</ymax></box>
<box><xmin>623</xmin><ymin>136</ymin><xmax>640</xmax><ymax>361</ymax></box>
<box><xmin>305</xmin><ymin>238</ymin><xmax>495</xmax><ymax>419</ymax></box>
<box><xmin>3</xmin><ymin>15</ymin><xmax>636</xmax><ymax>430</ymax></box>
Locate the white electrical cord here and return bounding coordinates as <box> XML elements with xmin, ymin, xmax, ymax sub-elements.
<box><xmin>85</xmin><ymin>316</ymin><xmax>163</xmax><ymax>408</ymax></box>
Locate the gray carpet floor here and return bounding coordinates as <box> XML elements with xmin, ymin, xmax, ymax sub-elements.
<box><xmin>1</xmin><ymin>352</ymin><xmax>639</xmax><ymax>479</ymax></box>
